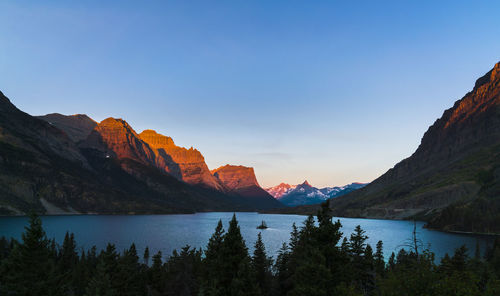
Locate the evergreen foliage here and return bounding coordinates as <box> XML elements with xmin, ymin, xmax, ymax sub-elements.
<box><xmin>1</xmin><ymin>206</ymin><xmax>500</xmax><ymax>295</ymax></box>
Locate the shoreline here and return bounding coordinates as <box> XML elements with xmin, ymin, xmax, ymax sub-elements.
<box><xmin>2</xmin><ymin>210</ymin><xmax>499</xmax><ymax>237</ymax></box>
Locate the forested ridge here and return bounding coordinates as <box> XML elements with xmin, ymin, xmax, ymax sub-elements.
<box><xmin>2</xmin><ymin>201</ymin><xmax>500</xmax><ymax>295</ymax></box>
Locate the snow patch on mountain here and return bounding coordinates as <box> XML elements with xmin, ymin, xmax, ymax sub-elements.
<box><xmin>266</xmin><ymin>181</ymin><xmax>367</xmax><ymax>207</ymax></box>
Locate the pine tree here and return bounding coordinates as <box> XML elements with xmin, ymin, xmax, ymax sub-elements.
<box><xmin>0</xmin><ymin>237</ymin><xmax>10</xmax><ymax>263</ymax></box>
<box><xmin>375</xmin><ymin>240</ymin><xmax>385</xmax><ymax>276</ymax></box>
<box><xmin>274</xmin><ymin>243</ymin><xmax>291</xmax><ymax>296</ymax></box>
<box><xmin>450</xmin><ymin>245</ymin><xmax>468</xmax><ymax>273</ymax></box>
<box><xmin>165</xmin><ymin>245</ymin><xmax>202</xmax><ymax>296</ymax></box>
<box><xmin>115</xmin><ymin>243</ymin><xmax>144</xmax><ymax>296</ymax></box>
<box><xmin>289</xmin><ymin>223</ymin><xmax>300</xmax><ymax>251</ymax></box>
<box><xmin>143</xmin><ymin>246</ymin><xmax>150</xmax><ymax>266</ymax></box>
<box><xmin>315</xmin><ymin>201</ymin><xmax>343</xmax><ymax>287</ymax></box>
<box><xmin>55</xmin><ymin>232</ymin><xmax>79</xmax><ymax>295</ymax></box>
<box><xmin>289</xmin><ymin>248</ymin><xmax>331</xmax><ymax>296</ymax></box>
<box><xmin>149</xmin><ymin>250</ymin><xmax>165</xmax><ymax>294</ymax></box>
<box><xmin>201</xmin><ymin>219</ymin><xmax>225</xmax><ymax>295</ymax></box>
<box><xmin>205</xmin><ymin>219</ymin><xmax>224</xmax><ymax>265</ymax></box>
<box><xmin>348</xmin><ymin>225</ymin><xmax>369</xmax><ymax>291</ymax></box>
<box><xmin>85</xmin><ymin>258</ymin><xmax>116</xmax><ymax>296</ymax></box>
<box><xmin>74</xmin><ymin>249</ymin><xmax>90</xmax><ymax>296</ymax></box>
<box><xmin>388</xmin><ymin>252</ymin><xmax>396</xmax><ymax>271</ymax></box>
<box><xmin>363</xmin><ymin>244</ymin><xmax>375</xmax><ymax>292</ymax></box>
<box><xmin>252</xmin><ymin>233</ymin><xmax>272</xmax><ymax>295</ymax></box>
<box><xmin>349</xmin><ymin>225</ymin><xmax>368</xmax><ymax>259</ymax></box>
<box><xmin>0</xmin><ymin>213</ymin><xmax>55</xmax><ymax>295</ymax></box>
<box><xmin>219</xmin><ymin>214</ymin><xmax>258</xmax><ymax>296</ymax></box>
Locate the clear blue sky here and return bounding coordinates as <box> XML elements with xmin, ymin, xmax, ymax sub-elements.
<box><xmin>1</xmin><ymin>1</ymin><xmax>499</xmax><ymax>188</ymax></box>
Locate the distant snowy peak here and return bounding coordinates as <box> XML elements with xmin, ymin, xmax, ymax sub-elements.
<box><xmin>319</xmin><ymin>182</ymin><xmax>366</xmax><ymax>196</ymax></box>
<box><xmin>266</xmin><ymin>181</ymin><xmax>367</xmax><ymax>207</ymax></box>
<box><xmin>265</xmin><ymin>183</ymin><xmax>297</xmax><ymax>199</ymax></box>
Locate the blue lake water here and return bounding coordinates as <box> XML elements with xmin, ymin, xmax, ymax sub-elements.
<box><xmin>0</xmin><ymin>212</ymin><xmax>494</xmax><ymax>262</ymax></box>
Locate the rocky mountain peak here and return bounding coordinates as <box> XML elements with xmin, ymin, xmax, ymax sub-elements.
<box><xmin>139</xmin><ymin>129</ymin><xmax>175</xmax><ymax>148</ymax></box>
<box><xmin>37</xmin><ymin>113</ymin><xmax>97</xmax><ymax>142</ymax></box>
<box><xmin>211</xmin><ymin>165</ymin><xmax>260</xmax><ymax>190</ymax></box>
<box><xmin>211</xmin><ymin>164</ymin><xmax>281</xmax><ymax>207</ymax></box>
<box><xmin>300</xmin><ymin>180</ymin><xmax>312</xmax><ymax>187</ymax></box>
<box><xmin>84</xmin><ymin>117</ymin><xmax>156</xmax><ymax>165</ymax></box>
<box><xmin>139</xmin><ymin>129</ymin><xmax>223</xmax><ymax>190</ymax></box>
<box><xmin>413</xmin><ymin>61</ymin><xmax>500</xmax><ymax>165</ymax></box>
<box><xmin>321</xmin><ymin>61</ymin><xmax>500</xmax><ymax>232</ymax></box>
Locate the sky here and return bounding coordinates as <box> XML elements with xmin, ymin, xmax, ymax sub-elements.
<box><xmin>1</xmin><ymin>1</ymin><xmax>500</xmax><ymax>188</ymax></box>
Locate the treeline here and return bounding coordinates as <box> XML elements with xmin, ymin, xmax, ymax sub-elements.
<box><xmin>2</xmin><ymin>202</ymin><xmax>500</xmax><ymax>295</ymax></box>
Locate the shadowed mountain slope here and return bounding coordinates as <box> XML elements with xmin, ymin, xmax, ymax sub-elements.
<box><xmin>139</xmin><ymin>129</ymin><xmax>225</xmax><ymax>190</ymax></box>
<box><xmin>37</xmin><ymin>113</ymin><xmax>97</xmax><ymax>142</ymax></box>
<box><xmin>272</xmin><ymin>61</ymin><xmax>500</xmax><ymax>234</ymax></box>
<box><xmin>0</xmin><ymin>92</ymin><xmax>283</xmax><ymax>214</ymax></box>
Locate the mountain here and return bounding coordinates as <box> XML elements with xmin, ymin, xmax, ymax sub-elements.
<box><xmin>83</xmin><ymin>118</ymin><xmax>157</xmax><ymax>167</ymax></box>
<box><xmin>37</xmin><ymin>113</ymin><xmax>97</xmax><ymax>142</ymax></box>
<box><xmin>265</xmin><ymin>181</ymin><xmax>366</xmax><ymax>206</ymax></box>
<box><xmin>265</xmin><ymin>183</ymin><xmax>297</xmax><ymax>199</ymax></box>
<box><xmin>0</xmin><ymin>92</ymin><xmax>283</xmax><ymax>215</ymax></box>
<box><xmin>278</xmin><ymin>61</ymin><xmax>500</xmax><ymax>234</ymax></box>
<box><xmin>0</xmin><ymin>92</ymin><xmax>169</xmax><ymax>215</ymax></box>
<box><xmin>212</xmin><ymin>165</ymin><xmax>283</xmax><ymax>208</ymax></box>
<box><xmin>139</xmin><ymin>129</ymin><xmax>224</xmax><ymax>190</ymax></box>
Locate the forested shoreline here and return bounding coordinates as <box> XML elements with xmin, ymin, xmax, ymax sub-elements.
<box><xmin>2</xmin><ymin>201</ymin><xmax>500</xmax><ymax>296</ymax></box>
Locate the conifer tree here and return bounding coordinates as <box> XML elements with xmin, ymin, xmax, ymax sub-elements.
<box><xmin>205</xmin><ymin>220</ymin><xmax>224</xmax><ymax>266</ymax></box>
<box><xmin>85</xmin><ymin>259</ymin><xmax>116</xmax><ymax>296</ymax></box>
<box><xmin>348</xmin><ymin>225</ymin><xmax>369</xmax><ymax>291</ymax></box>
<box><xmin>149</xmin><ymin>250</ymin><xmax>165</xmax><ymax>294</ymax></box>
<box><xmin>388</xmin><ymin>252</ymin><xmax>396</xmax><ymax>271</ymax></box>
<box><xmin>165</xmin><ymin>245</ymin><xmax>202</xmax><ymax>296</ymax></box>
<box><xmin>74</xmin><ymin>249</ymin><xmax>90</xmax><ymax>296</ymax></box>
<box><xmin>219</xmin><ymin>214</ymin><xmax>258</xmax><ymax>296</ymax></box>
<box><xmin>363</xmin><ymin>244</ymin><xmax>375</xmax><ymax>292</ymax></box>
<box><xmin>450</xmin><ymin>245</ymin><xmax>468</xmax><ymax>272</ymax></box>
<box><xmin>289</xmin><ymin>223</ymin><xmax>300</xmax><ymax>251</ymax></box>
<box><xmin>143</xmin><ymin>246</ymin><xmax>150</xmax><ymax>266</ymax></box>
<box><xmin>252</xmin><ymin>233</ymin><xmax>272</xmax><ymax>295</ymax></box>
<box><xmin>0</xmin><ymin>213</ymin><xmax>55</xmax><ymax>296</ymax></box>
<box><xmin>274</xmin><ymin>242</ymin><xmax>291</xmax><ymax>296</ymax></box>
<box><xmin>349</xmin><ymin>225</ymin><xmax>368</xmax><ymax>259</ymax></box>
<box><xmin>201</xmin><ymin>219</ymin><xmax>225</xmax><ymax>295</ymax></box>
<box><xmin>289</xmin><ymin>248</ymin><xmax>331</xmax><ymax>296</ymax></box>
<box><xmin>315</xmin><ymin>201</ymin><xmax>343</xmax><ymax>287</ymax></box>
<box><xmin>0</xmin><ymin>237</ymin><xmax>8</xmax><ymax>261</ymax></box>
<box><xmin>115</xmin><ymin>243</ymin><xmax>144</xmax><ymax>296</ymax></box>
<box><xmin>375</xmin><ymin>240</ymin><xmax>385</xmax><ymax>275</ymax></box>
<box><xmin>55</xmin><ymin>232</ymin><xmax>79</xmax><ymax>296</ymax></box>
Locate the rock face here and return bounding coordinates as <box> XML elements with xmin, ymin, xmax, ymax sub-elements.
<box><xmin>212</xmin><ymin>165</ymin><xmax>260</xmax><ymax>190</ymax></box>
<box><xmin>212</xmin><ymin>165</ymin><xmax>284</xmax><ymax>208</ymax></box>
<box><xmin>0</xmin><ymin>91</ymin><xmax>284</xmax><ymax>214</ymax></box>
<box><xmin>139</xmin><ymin>130</ymin><xmax>224</xmax><ymax>190</ymax></box>
<box><xmin>322</xmin><ymin>61</ymin><xmax>500</xmax><ymax>233</ymax></box>
<box><xmin>84</xmin><ymin>118</ymin><xmax>156</xmax><ymax>166</ymax></box>
<box><xmin>37</xmin><ymin>113</ymin><xmax>97</xmax><ymax>142</ymax></box>
<box><xmin>266</xmin><ymin>181</ymin><xmax>366</xmax><ymax>206</ymax></box>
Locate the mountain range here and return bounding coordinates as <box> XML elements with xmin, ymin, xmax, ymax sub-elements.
<box><xmin>265</xmin><ymin>181</ymin><xmax>366</xmax><ymax>206</ymax></box>
<box><xmin>0</xmin><ymin>92</ymin><xmax>283</xmax><ymax>215</ymax></box>
<box><xmin>3</xmin><ymin>60</ymin><xmax>500</xmax><ymax>234</ymax></box>
<box><xmin>274</xmin><ymin>61</ymin><xmax>500</xmax><ymax>234</ymax></box>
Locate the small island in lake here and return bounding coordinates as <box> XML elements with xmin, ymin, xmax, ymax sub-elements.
<box><xmin>257</xmin><ymin>220</ymin><xmax>268</xmax><ymax>229</ymax></box>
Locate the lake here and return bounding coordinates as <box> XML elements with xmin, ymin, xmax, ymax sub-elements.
<box><xmin>0</xmin><ymin>212</ymin><xmax>494</xmax><ymax>262</ymax></box>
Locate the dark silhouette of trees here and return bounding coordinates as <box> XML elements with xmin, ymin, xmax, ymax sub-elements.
<box><xmin>1</xmin><ymin>205</ymin><xmax>500</xmax><ymax>296</ymax></box>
